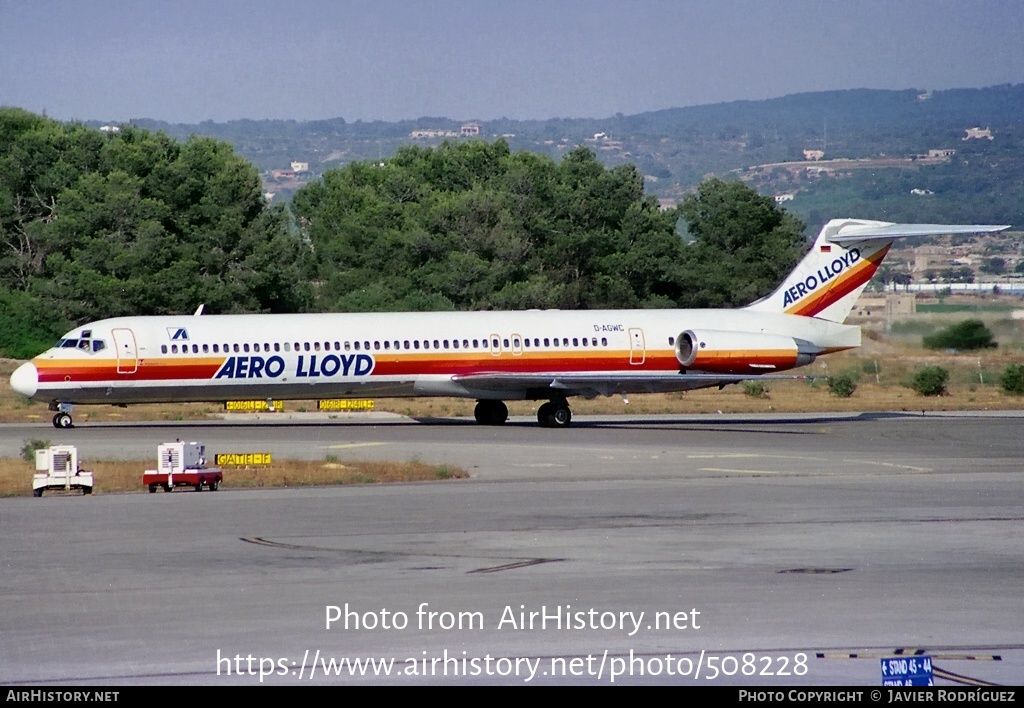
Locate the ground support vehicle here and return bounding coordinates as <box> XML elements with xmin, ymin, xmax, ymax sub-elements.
<box><xmin>143</xmin><ymin>441</ymin><xmax>222</xmax><ymax>493</ymax></box>
<box><xmin>33</xmin><ymin>445</ymin><xmax>93</xmax><ymax>496</ymax></box>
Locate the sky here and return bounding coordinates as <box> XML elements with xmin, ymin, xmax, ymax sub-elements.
<box><xmin>2</xmin><ymin>0</ymin><xmax>1022</xmax><ymax>124</ymax></box>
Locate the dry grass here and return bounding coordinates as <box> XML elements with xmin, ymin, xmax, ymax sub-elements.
<box><xmin>0</xmin><ymin>458</ymin><xmax>466</xmax><ymax>498</ymax></box>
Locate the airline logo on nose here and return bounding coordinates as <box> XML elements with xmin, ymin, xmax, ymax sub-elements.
<box><xmin>167</xmin><ymin>328</ymin><xmax>190</xmax><ymax>340</ymax></box>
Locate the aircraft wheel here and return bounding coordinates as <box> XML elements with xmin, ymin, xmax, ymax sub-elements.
<box><xmin>209</xmin><ymin>480</ymin><xmax>219</xmax><ymax>491</ymax></box>
<box><xmin>194</xmin><ymin>484</ymin><xmax>202</xmax><ymax>492</ymax></box>
<box><xmin>537</xmin><ymin>402</ymin><xmax>554</xmax><ymax>427</ymax></box>
<box><xmin>52</xmin><ymin>412</ymin><xmax>73</xmax><ymax>429</ymax></box>
<box><xmin>162</xmin><ymin>483</ymin><xmax>172</xmax><ymax>493</ymax></box>
<box><xmin>474</xmin><ymin>400</ymin><xmax>508</xmax><ymax>425</ymax></box>
<box><xmin>149</xmin><ymin>484</ymin><xmax>157</xmax><ymax>493</ymax></box>
<box><xmin>82</xmin><ymin>486</ymin><xmax>92</xmax><ymax>495</ymax></box>
<box><xmin>550</xmin><ymin>404</ymin><xmax>572</xmax><ymax>428</ymax></box>
<box><xmin>33</xmin><ymin>488</ymin><xmax>43</xmax><ymax>497</ymax></box>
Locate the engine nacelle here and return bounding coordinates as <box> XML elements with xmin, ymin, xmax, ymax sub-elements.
<box><xmin>675</xmin><ymin>329</ymin><xmax>817</xmax><ymax>373</ymax></box>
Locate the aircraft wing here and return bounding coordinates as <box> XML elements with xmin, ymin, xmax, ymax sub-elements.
<box><xmin>451</xmin><ymin>371</ymin><xmax>809</xmax><ymax>397</ymax></box>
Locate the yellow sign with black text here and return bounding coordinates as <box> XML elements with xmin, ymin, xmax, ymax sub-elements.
<box><xmin>318</xmin><ymin>399</ymin><xmax>375</xmax><ymax>411</ymax></box>
<box><xmin>215</xmin><ymin>453</ymin><xmax>272</xmax><ymax>466</ymax></box>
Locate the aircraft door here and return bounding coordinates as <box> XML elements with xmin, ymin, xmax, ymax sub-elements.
<box><xmin>112</xmin><ymin>328</ymin><xmax>139</xmax><ymax>374</ymax></box>
<box><xmin>629</xmin><ymin>328</ymin><xmax>646</xmax><ymax>365</ymax></box>
<box><xmin>489</xmin><ymin>334</ymin><xmax>502</xmax><ymax>357</ymax></box>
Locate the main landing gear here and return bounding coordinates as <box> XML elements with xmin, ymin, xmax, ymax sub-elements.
<box><xmin>473</xmin><ymin>399</ymin><xmax>574</xmax><ymax>428</ymax></box>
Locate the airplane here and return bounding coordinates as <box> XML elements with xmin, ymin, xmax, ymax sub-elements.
<box><xmin>8</xmin><ymin>219</ymin><xmax>1009</xmax><ymax>429</ymax></box>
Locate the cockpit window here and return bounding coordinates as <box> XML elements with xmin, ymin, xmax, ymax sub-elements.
<box><xmin>54</xmin><ymin>336</ymin><xmax>105</xmax><ymax>353</ymax></box>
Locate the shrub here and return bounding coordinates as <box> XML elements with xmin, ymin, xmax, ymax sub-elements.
<box><xmin>922</xmin><ymin>319</ymin><xmax>996</xmax><ymax>351</ymax></box>
<box><xmin>827</xmin><ymin>372</ymin><xmax>858</xmax><ymax>397</ymax></box>
<box><xmin>742</xmin><ymin>381</ymin><xmax>769</xmax><ymax>399</ymax></box>
<box><xmin>909</xmin><ymin>366</ymin><xmax>949</xmax><ymax>396</ymax></box>
<box><xmin>21</xmin><ymin>439</ymin><xmax>50</xmax><ymax>463</ymax></box>
<box><xmin>1001</xmin><ymin>364</ymin><xmax>1024</xmax><ymax>395</ymax></box>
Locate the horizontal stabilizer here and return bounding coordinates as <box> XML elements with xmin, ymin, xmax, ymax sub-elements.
<box><xmin>828</xmin><ymin>223</ymin><xmax>1009</xmax><ymax>243</ymax></box>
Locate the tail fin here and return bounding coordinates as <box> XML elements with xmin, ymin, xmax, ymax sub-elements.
<box><xmin>744</xmin><ymin>219</ymin><xmax>1010</xmax><ymax>323</ymax></box>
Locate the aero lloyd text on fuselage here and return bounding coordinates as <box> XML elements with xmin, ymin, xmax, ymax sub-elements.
<box><xmin>782</xmin><ymin>248</ymin><xmax>861</xmax><ymax>307</ymax></box>
<box><xmin>215</xmin><ymin>354</ymin><xmax>374</xmax><ymax>380</ymax></box>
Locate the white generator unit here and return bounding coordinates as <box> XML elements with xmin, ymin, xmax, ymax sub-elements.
<box><xmin>144</xmin><ymin>441</ymin><xmax>221</xmax><ymax>493</ymax></box>
<box><xmin>32</xmin><ymin>445</ymin><xmax>94</xmax><ymax>497</ymax></box>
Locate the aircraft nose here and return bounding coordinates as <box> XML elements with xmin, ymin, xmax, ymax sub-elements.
<box><xmin>10</xmin><ymin>362</ymin><xmax>38</xmax><ymax>398</ymax></box>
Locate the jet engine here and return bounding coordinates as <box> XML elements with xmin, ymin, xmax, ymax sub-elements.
<box><xmin>675</xmin><ymin>329</ymin><xmax>817</xmax><ymax>373</ymax></box>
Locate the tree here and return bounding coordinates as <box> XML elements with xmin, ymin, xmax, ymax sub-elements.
<box><xmin>1000</xmin><ymin>364</ymin><xmax>1024</xmax><ymax>395</ymax></box>
<box><xmin>0</xmin><ymin>110</ymin><xmax>311</xmax><ymax>356</ymax></box>
<box><xmin>676</xmin><ymin>178</ymin><xmax>806</xmax><ymax>307</ymax></box>
<box><xmin>922</xmin><ymin>320</ymin><xmax>996</xmax><ymax>351</ymax></box>
<box><xmin>909</xmin><ymin>366</ymin><xmax>949</xmax><ymax>396</ymax></box>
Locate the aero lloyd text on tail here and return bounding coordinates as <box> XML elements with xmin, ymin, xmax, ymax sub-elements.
<box><xmin>10</xmin><ymin>219</ymin><xmax>1009</xmax><ymax>429</ymax></box>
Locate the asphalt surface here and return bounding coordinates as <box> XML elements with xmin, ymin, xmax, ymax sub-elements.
<box><xmin>1</xmin><ymin>411</ymin><xmax>1022</xmax><ymax>685</ymax></box>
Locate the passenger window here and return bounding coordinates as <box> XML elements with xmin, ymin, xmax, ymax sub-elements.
<box><xmin>172</xmin><ymin>345</ymin><xmax>179</xmax><ymax>354</ymax></box>
<box><xmin>274</xmin><ymin>343</ymin><xmax>280</xmax><ymax>352</ymax></box>
<box><xmin>354</xmin><ymin>341</ymin><xmax>360</xmax><ymax>351</ymax></box>
<box><xmin>284</xmin><ymin>343</ymin><xmax>290</xmax><ymax>352</ymax></box>
<box><xmin>552</xmin><ymin>339</ymin><xmax>559</xmax><ymax>348</ymax></box>
<box><xmin>433</xmin><ymin>340</ymin><xmax>439</xmax><ymax>349</ymax></box>
<box><xmin>243</xmin><ymin>344</ymin><xmax>250</xmax><ymax>353</ymax></box>
<box><xmin>161</xmin><ymin>345</ymin><xmax>168</xmax><ymax>354</ymax></box>
<box><xmin>602</xmin><ymin>338</ymin><xmax>608</xmax><ymax>346</ymax></box>
<box><xmin>314</xmin><ymin>342</ymin><xmax>321</xmax><ymax>351</ymax></box>
<box><xmin>572</xmin><ymin>338</ymin><xmax>578</xmax><ymax>347</ymax></box>
<box><xmin>668</xmin><ymin>336</ymin><xmax>675</xmax><ymax>346</ymax></box>
<box><xmin>193</xmin><ymin>344</ymin><xmax>199</xmax><ymax>353</ymax></box>
<box><xmin>213</xmin><ymin>344</ymin><xmax>219</xmax><ymax>353</ymax></box>
<box><xmin>384</xmin><ymin>341</ymin><xmax>391</xmax><ymax>350</ymax></box>
<box><xmin>423</xmin><ymin>340</ymin><xmax>430</xmax><ymax>350</ymax></box>
<box><xmin>304</xmin><ymin>342</ymin><xmax>310</xmax><ymax>352</ymax></box>
<box><xmin>233</xmin><ymin>344</ymin><xmax>240</xmax><ymax>353</ymax></box>
<box><xmin>203</xmin><ymin>344</ymin><xmax>209</xmax><ymax>353</ymax></box>
<box><xmin>452</xmin><ymin>340</ymin><xmax>459</xmax><ymax>349</ymax></box>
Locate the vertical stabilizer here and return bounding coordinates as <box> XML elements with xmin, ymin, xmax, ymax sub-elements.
<box><xmin>745</xmin><ymin>219</ymin><xmax>1009</xmax><ymax>323</ymax></box>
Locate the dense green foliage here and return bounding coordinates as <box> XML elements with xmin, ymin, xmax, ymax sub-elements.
<box><xmin>827</xmin><ymin>371</ymin><xmax>858</xmax><ymax>398</ymax></box>
<box><xmin>293</xmin><ymin>142</ymin><xmax>805</xmax><ymax>312</ymax></box>
<box><xmin>676</xmin><ymin>179</ymin><xmax>806</xmax><ymax>307</ymax></box>
<box><xmin>909</xmin><ymin>366</ymin><xmax>950</xmax><ymax>396</ymax></box>
<box><xmin>1000</xmin><ymin>364</ymin><xmax>1024</xmax><ymax>395</ymax></box>
<box><xmin>922</xmin><ymin>319</ymin><xmax>997</xmax><ymax>351</ymax></box>
<box><xmin>0</xmin><ymin>109</ymin><xmax>310</xmax><ymax>356</ymax></box>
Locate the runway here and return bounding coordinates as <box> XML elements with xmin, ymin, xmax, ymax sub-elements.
<box><xmin>1</xmin><ymin>412</ymin><xmax>1022</xmax><ymax>685</ymax></box>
